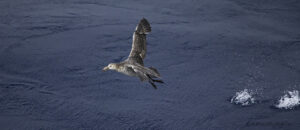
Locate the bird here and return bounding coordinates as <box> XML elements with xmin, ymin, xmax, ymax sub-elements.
<box><xmin>102</xmin><ymin>18</ymin><xmax>164</xmax><ymax>89</ymax></box>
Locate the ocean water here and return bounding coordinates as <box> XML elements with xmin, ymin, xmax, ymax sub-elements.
<box><xmin>0</xmin><ymin>0</ymin><xmax>300</xmax><ymax>129</ymax></box>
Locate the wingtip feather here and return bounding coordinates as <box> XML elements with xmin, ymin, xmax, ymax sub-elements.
<box><xmin>136</xmin><ymin>18</ymin><xmax>151</xmax><ymax>34</ymax></box>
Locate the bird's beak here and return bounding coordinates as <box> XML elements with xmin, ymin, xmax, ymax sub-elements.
<box><xmin>102</xmin><ymin>66</ymin><xmax>109</xmax><ymax>72</ymax></box>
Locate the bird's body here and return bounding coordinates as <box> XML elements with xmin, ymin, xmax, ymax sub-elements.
<box><xmin>103</xmin><ymin>18</ymin><xmax>163</xmax><ymax>89</ymax></box>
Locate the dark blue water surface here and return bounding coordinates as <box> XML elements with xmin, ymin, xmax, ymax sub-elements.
<box><xmin>0</xmin><ymin>0</ymin><xmax>300</xmax><ymax>129</ymax></box>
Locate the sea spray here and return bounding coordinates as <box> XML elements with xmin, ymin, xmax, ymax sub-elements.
<box><xmin>275</xmin><ymin>90</ymin><xmax>300</xmax><ymax>109</ymax></box>
<box><xmin>231</xmin><ymin>89</ymin><xmax>255</xmax><ymax>106</ymax></box>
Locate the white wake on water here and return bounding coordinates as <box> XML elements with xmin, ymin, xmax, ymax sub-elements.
<box><xmin>275</xmin><ymin>90</ymin><xmax>300</xmax><ymax>109</ymax></box>
<box><xmin>231</xmin><ymin>89</ymin><xmax>255</xmax><ymax>106</ymax></box>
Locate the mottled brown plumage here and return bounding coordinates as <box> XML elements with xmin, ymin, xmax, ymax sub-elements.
<box><xmin>103</xmin><ymin>18</ymin><xmax>163</xmax><ymax>89</ymax></box>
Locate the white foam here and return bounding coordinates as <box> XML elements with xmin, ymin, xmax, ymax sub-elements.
<box><xmin>231</xmin><ymin>89</ymin><xmax>255</xmax><ymax>106</ymax></box>
<box><xmin>275</xmin><ymin>90</ymin><xmax>300</xmax><ymax>109</ymax></box>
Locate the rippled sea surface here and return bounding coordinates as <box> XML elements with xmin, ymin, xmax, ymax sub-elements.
<box><xmin>0</xmin><ymin>0</ymin><xmax>300</xmax><ymax>129</ymax></box>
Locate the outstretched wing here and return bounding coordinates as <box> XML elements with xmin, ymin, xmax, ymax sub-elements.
<box><xmin>125</xmin><ymin>64</ymin><xmax>160</xmax><ymax>81</ymax></box>
<box><xmin>127</xmin><ymin>18</ymin><xmax>151</xmax><ymax>66</ymax></box>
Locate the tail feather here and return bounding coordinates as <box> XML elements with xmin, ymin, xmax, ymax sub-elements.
<box><xmin>149</xmin><ymin>81</ymin><xmax>157</xmax><ymax>89</ymax></box>
<box><xmin>136</xmin><ymin>18</ymin><xmax>151</xmax><ymax>34</ymax></box>
<box><xmin>146</xmin><ymin>74</ymin><xmax>164</xmax><ymax>89</ymax></box>
<box><xmin>149</xmin><ymin>67</ymin><xmax>160</xmax><ymax>77</ymax></box>
<box><xmin>152</xmin><ymin>79</ymin><xmax>164</xmax><ymax>84</ymax></box>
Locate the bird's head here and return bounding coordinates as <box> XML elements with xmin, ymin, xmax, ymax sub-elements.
<box><xmin>102</xmin><ymin>63</ymin><xmax>118</xmax><ymax>71</ymax></box>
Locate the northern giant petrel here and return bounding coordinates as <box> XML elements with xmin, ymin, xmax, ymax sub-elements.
<box><xmin>103</xmin><ymin>18</ymin><xmax>164</xmax><ymax>89</ymax></box>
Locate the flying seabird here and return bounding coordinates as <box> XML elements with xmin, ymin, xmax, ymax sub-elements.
<box><xmin>103</xmin><ymin>18</ymin><xmax>164</xmax><ymax>89</ymax></box>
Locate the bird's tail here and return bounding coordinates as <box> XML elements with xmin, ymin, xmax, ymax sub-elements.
<box><xmin>146</xmin><ymin>74</ymin><xmax>164</xmax><ymax>89</ymax></box>
<box><xmin>135</xmin><ymin>18</ymin><xmax>151</xmax><ymax>34</ymax></box>
<box><xmin>149</xmin><ymin>67</ymin><xmax>160</xmax><ymax>77</ymax></box>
